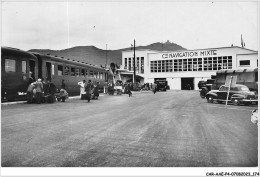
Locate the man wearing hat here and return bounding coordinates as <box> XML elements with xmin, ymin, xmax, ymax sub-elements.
<box><xmin>35</xmin><ymin>78</ymin><xmax>43</xmax><ymax>104</ymax></box>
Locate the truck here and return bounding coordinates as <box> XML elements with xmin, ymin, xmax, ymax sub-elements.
<box><xmin>199</xmin><ymin>68</ymin><xmax>258</xmax><ymax>98</ymax></box>
<box><xmin>155</xmin><ymin>80</ymin><xmax>168</xmax><ymax>91</ymax></box>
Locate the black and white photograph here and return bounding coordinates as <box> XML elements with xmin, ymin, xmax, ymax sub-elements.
<box><xmin>1</xmin><ymin>0</ymin><xmax>259</xmax><ymax>176</ymax></box>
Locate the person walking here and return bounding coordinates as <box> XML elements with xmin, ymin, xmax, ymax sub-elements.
<box><xmin>46</xmin><ymin>79</ymin><xmax>57</xmax><ymax>103</ymax></box>
<box><xmin>104</xmin><ymin>81</ymin><xmax>108</xmax><ymax>94</ymax></box>
<box><xmin>78</xmin><ymin>80</ymin><xmax>86</xmax><ymax>100</ymax></box>
<box><xmin>35</xmin><ymin>78</ymin><xmax>43</xmax><ymax>104</ymax></box>
<box><xmin>93</xmin><ymin>82</ymin><xmax>100</xmax><ymax>99</ymax></box>
<box><xmin>27</xmin><ymin>82</ymin><xmax>36</xmax><ymax>104</ymax></box>
<box><xmin>152</xmin><ymin>82</ymin><xmax>157</xmax><ymax>94</ymax></box>
<box><xmin>85</xmin><ymin>80</ymin><xmax>93</xmax><ymax>102</ymax></box>
<box><xmin>125</xmin><ymin>82</ymin><xmax>132</xmax><ymax>97</ymax></box>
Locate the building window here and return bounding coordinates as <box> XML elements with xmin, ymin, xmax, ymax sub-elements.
<box><xmin>223</xmin><ymin>56</ymin><xmax>227</xmax><ymax>69</ymax></box>
<box><xmin>183</xmin><ymin>59</ymin><xmax>187</xmax><ymax>71</ymax></box>
<box><xmin>162</xmin><ymin>60</ymin><xmax>165</xmax><ymax>72</ymax></box>
<box><xmin>188</xmin><ymin>59</ymin><xmax>192</xmax><ymax>71</ymax></box>
<box><xmin>128</xmin><ymin>58</ymin><xmax>131</xmax><ymax>71</ymax></box>
<box><xmin>137</xmin><ymin>57</ymin><xmax>140</xmax><ymax>73</ymax></box>
<box><xmin>5</xmin><ymin>59</ymin><xmax>16</xmax><ymax>72</ymax></box>
<box><xmin>174</xmin><ymin>60</ymin><xmax>178</xmax><ymax>72</ymax></box>
<box><xmin>198</xmin><ymin>58</ymin><xmax>202</xmax><ymax>71</ymax></box>
<box><xmin>58</xmin><ymin>65</ymin><xmax>63</xmax><ymax>76</ymax></box>
<box><xmin>85</xmin><ymin>69</ymin><xmax>88</xmax><ymax>77</ymax></box>
<box><xmin>124</xmin><ymin>58</ymin><xmax>127</xmax><ymax>69</ymax></box>
<box><xmin>228</xmin><ymin>56</ymin><xmax>232</xmax><ymax>69</ymax></box>
<box><xmin>141</xmin><ymin>57</ymin><xmax>144</xmax><ymax>73</ymax></box>
<box><xmin>22</xmin><ymin>61</ymin><xmax>27</xmax><ymax>73</ymax></box>
<box><xmin>239</xmin><ymin>60</ymin><xmax>250</xmax><ymax>66</ymax></box>
<box><xmin>192</xmin><ymin>58</ymin><xmax>197</xmax><ymax>71</ymax></box>
<box><xmin>208</xmin><ymin>57</ymin><xmax>212</xmax><ymax>70</ymax></box>
<box><xmin>218</xmin><ymin>57</ymin><xmax>222</xmax><ymax>70</ymax></box>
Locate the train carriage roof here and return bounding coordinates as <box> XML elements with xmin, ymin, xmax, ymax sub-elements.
<box><xmin>32</xmin><ymin>52</ymin><xmax>105</xmax><ymax>71</ymax></box>
<box><xmin>1</xmin><ymin>46</ymin><xmax>37</xmax><ymax>59</ymax></box>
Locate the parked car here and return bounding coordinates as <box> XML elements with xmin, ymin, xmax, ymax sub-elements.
<box><xmin>199</xmin><ymin>79</ymin><xmax>216</xmax><ymax>98</ymax></box>
<box><xmin>251</xmin><ymin>109</ymin><xmax>258</xmax><ymax>126</ymax></box>
<box><xmin>205</xmin><ymin>84</ymin><xmax>258</xmax><ymax>106</ymax></box>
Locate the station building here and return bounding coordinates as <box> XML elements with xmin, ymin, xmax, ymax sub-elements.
<box><xmin>119</xmin><ymin>46</ymin><xmax>258</xmax><ymax>90</ymax></box>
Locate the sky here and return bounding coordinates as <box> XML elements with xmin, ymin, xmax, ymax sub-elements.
<box><xmin>1</xmin><ymin>0</ymin><xmax>258</xmax><ymax>51</ymax></box>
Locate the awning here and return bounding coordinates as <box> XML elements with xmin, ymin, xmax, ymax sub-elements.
<box><xmin>216</xmin><ymin>70</ymin><xmax>227</xmax><ymax>74</ymax></box>
<box><xmin>246</xmin><ymin>68</ymin><xmax>258</xmax><ymax>72</ymax></box>
<box><xmin>226</xmin><ymin>70</ymin><xmax>234</xmax><ymax>73</ymax></box>
<box><xmin>234</xmin><ymin>69</ymin><xmax>246</xmax><ymax>73</ymax></box>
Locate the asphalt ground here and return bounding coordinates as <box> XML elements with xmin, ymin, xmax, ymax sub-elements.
<box><xmin>1</xmin><ymin>90</ymin><xmax>258</xmax><ymax>167</ymax></box>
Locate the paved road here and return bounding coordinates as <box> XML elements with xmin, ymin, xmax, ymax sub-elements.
<box><xmin>1</xmin><ymin>90</ymin><xmax>258</xmax><ymax>167</ymax></box>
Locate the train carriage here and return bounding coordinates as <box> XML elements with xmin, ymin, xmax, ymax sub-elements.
<box><xmin>1</xmin><ymin>47</ymin><xmax>38</xmax><ymax>101</ymax></box>
<box><xmin>1</xmin><ymin>46</ymin><xmax>113</xmax><ymax>102</ymax></box>
<box><xmin>32</xmin><ymin>53</ymin><xmax>110</xmax><ymax>96</ymax></box>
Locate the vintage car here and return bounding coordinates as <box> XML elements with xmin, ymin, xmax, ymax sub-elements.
<box><xmin>199</xmin><ymin>79</ymin><xmax>216</xmax><ymax>98</ymax></box>
<box><xmin>205</xmin><ymin>84</ymin><xmax>258</xmax><ymax>106</ymax></box>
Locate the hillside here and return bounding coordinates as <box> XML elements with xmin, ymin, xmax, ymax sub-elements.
<box><xmin>28</xmin><ymin>41</ymin><xmax>186</xmax><ymax>66</ymax></box>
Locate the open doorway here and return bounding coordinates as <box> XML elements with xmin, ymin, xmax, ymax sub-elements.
<box><xmin>29</xmin><ymin>60</ymin><xmax>36</xmax><ymax>81</ymax></box>
<box><xmin>181</xmin><ymin>77</ymin><xmax>194</xmax><ymax>90</ymax></box>
<box><xmin>46</xmin><ymin>62</ymin><xmax>52</xmax><ymax>81</ymax></box>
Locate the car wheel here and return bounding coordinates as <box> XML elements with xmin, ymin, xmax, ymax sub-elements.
<box><xmin>200</xmin><ymin>91</ymin><xmax>206</xmax><ymax>98</ymax></box>
<box><xmin>232</xmin><ymin>98</ymin><xmax>240</xmax><ymax>106</ymax></box>
<box><xmin>207</xmin><ymin>96</ymin><xmax>214</xmax><ymax>103</ymax></box>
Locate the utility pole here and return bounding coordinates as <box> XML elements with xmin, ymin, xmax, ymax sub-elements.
<box><xmin>105</xmin><ymin>44</ymin><xmax>108</xmax><ymax>68</ymax></box>
<box><xmin>105</xmin><ymin>44</ymin><xmax>108</xmax><ymax>82</ymax></box>
<box><xmin>133</xmin><ymin>40</ymin><xmax>136</xmax><ymax>84</ymax></box>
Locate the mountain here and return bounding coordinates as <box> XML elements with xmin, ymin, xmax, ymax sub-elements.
<box><xmin>28</xmin><ymin>41</ymin><xmax>186</xmax><ymax>67</ymax></box>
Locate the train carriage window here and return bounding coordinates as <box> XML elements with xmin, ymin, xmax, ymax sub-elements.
<box><xmin>93</xmin><ymin>71</ymin><xmax>97</xmax><ymax>78</ymax></box>
<box><xmin>58</xmin><ymin>65</ymin><xmax>63</xmax><ymax>76</ymax></box>
<box><xmin>81</xmin><ymin>69</ymin><xmax>85</xmax><ymax>77</ymax></box>
<box><xmin>22</xmin><ymin>61</ymin><xmax>27</xmax><ymax>73</ymax></box>
<box><xmin>52</xmin><ymin>64</ymin><xmax>55</xmax><ymax>75</ymax></box>
<box><xmin>5</xmin><ymin>59</ymin><xmax>16</xmax><ymax>72</ymax></box>
<box><xmin>76</xmin><ymin>68</ymin><xmax>80</xmax><ymax>77</ymax></box>
<box><xmin>89</xmin><ymin>70</ymin><xmax>94</xmax><ymax>77</ymax></box>
<box><xmin>97</xmin><ymin>72</ymin><xmax>99</xmax><ymax>79</ymax></box>
<box><xmin>100</xmin><ymin>72</ymin><xmax>103</xmax><ymax>79</ymax></box>
<box><xmin>71</xmin><ymin>67</ymin><xmax>75</xmax><ymax>76</ymax></box>
<box><xmin>64</xmin><ymin>66</ymin><xmax>69</xmax><ymax>75</ymax></box>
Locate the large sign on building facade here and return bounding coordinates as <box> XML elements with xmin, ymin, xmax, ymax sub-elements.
<box><xmin>162</xmin><ymin>50</ymin><xmax>217</xmax><ymax>59</ymax></box>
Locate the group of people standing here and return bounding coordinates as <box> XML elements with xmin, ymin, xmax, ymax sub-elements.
<box><xmin>78</xmin><ymin>80</ymin><xmax>99</xmax><ymax>103</ymax></box>
<box><xmin>27</xmin><ymin>78</ymin><xmax>58</xmax><ymax>104</ymax></box>
<box><xmin>27</xmin><ymin>78</ymin><xmax>68</xmax><ymax>104</ymax></box>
